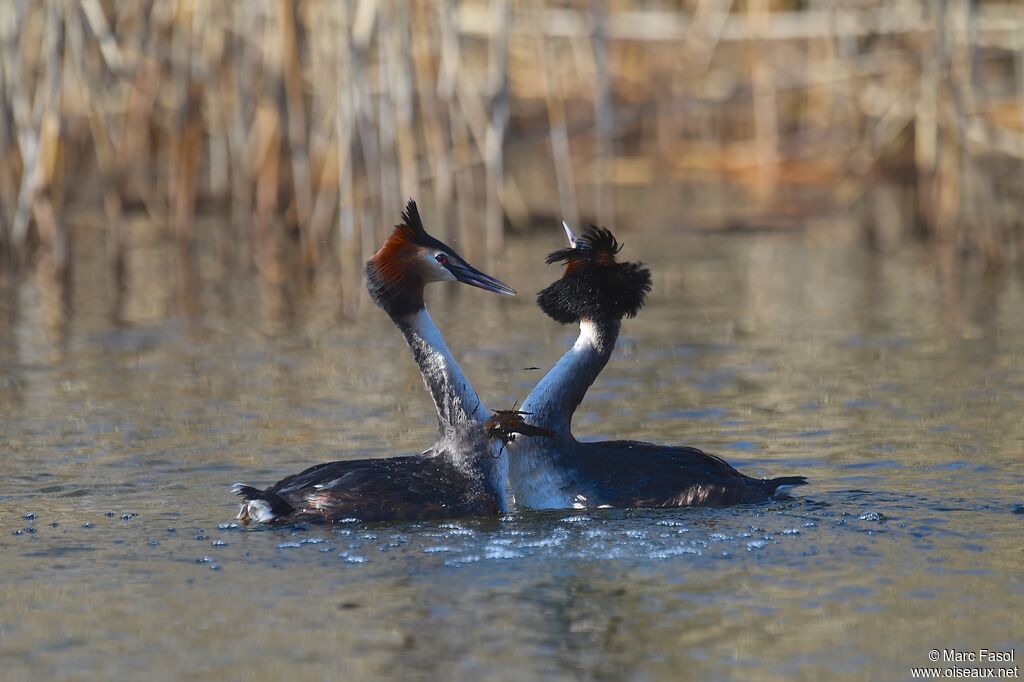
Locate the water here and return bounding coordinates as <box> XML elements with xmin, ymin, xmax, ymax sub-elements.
<box><xmin>2</xmin><ymin>227</ymin><xmax>1022</xmax><ymax>681</ymax></box>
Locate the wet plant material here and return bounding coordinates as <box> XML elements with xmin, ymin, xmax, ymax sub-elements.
<box><xmin>485</xmin><ymin>406</ymin><xmax>556</xmax><ymax>451</ymax></box>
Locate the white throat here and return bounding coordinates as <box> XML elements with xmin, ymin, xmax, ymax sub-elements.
<box><xmin>403</xmin><ymin>308</ymin><xmax>490</xmax><ymax>427</ymax></box>
<box><xmin>519</xmin><ymin>320</ymin><xmax>601</xmax><ymax>431</ymax></box>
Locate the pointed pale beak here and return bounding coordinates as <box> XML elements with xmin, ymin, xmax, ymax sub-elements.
<box><xmin>562</xmin><ymin>221</ymin><xmax>578</xmax><ymax>248</ymax></box>
<box><xmin>448</xmin><ymin>261</ymin><xmax>517</xmax><ymax>296</ymax></box>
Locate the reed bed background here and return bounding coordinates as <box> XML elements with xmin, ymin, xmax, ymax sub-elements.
<box><xmin>1</xmin><ymin>0</ymin><xmax>1024</xmax><ymax>316</ymax></box>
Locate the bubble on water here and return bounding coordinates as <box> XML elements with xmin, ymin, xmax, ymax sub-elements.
<box><xmin>211</xmin><ymin>540</ymin><xmax>227</xmax><ymax>547</ymax></box>
<box><xmin>747</xmin><ymin>540</ymin><xmax>768</xmax><ymax>550</ymax></box>
<box><xmin>167</xmin><ymin>528</ymin><xmax>176</xmax><ymax>533</ymax></box>
<box><xmin>300</xmin><ymin>537</ymin><xmax>326</xmax><ymax>545</ymax></box>
<box><xmin>338</xmin><ymin>552</ymin><xmax>367</xmax><ymax>564</ymax></box>
<box><xmin>803</xmin><ymin>522</ymin><xmax>817</xmax><ymax>528</ymax></box>
<box><xmin>781</xmin><ymin>528</ymin><xmax>801</xmax><ymax>535</ymax></box>
<box><xmin>196</xmin><ymin>555</ymin><xmax>214</xmax><ymax>564</ymax></box>
<box><xmin>360</xmin><ymin>534</ymin><xmax>377</xmax><ymax>541</ymax></box>
<box><xmin>194</xmin><ymin>533</ymin><xmax>208</xmax><ymax>541</ymax></box>
<box><xmin>332</xmin><ymin>529</ymin><xmax>352</xmax><ymax>537</ymax></box>
<box><xmin>12</xmin><ymin>530</ymin><xmax>23</xmax><ymax>536</ymax></box>
<box><xmin>319</xmin><ymin>546</ymin><xmax>333</xmax><ymax>553</ymax></box>
<box><xmin>121</xmin><ymin>513</ymin><xmax>137</xmax><ymax>521</ymax></box>
<box><xmin>276</xmin><ymin>542</ymin><xmax>302</xmax><ymax>549</ymax></box>
<box><xmin>444</xmin><ymin>554</ymin><xmax>481</xmax><ymax>567</ymax></box>
<box><xmin>858</xmin><ymin>511</ymin><xmax>886</xmax><ymax>523</ymax></box>
<box><xmin>655</xmin><ymin>520</ymin><xmax>686</xmax><ymax>527</ymax></box>
<box><xmin>519</xmin><ymin>536</ymin><xmax>564</xmax><ymax>549</ymax></box>
<box><xmin>484</xmin><ymin>545</ymin><xmax>523</xmax><ymax>560</ymax></box>
<box><xmin>148</xmin><ymin>539</ymin><xmax>160</xmax><ymax>546</ymax></box>
<box><xmin>48</xmin><ymin>522</ymin><xmax>59</xmax><ymax>528</ymax></box>
<box><xmin>736</xmin><ymin>532</ymin><xmax>753</xmax><ymax>539</ymax></box>
<box><xmin>23</xmin><ymin>513</ymin><xmax>37</xmax><ymax>520</ymax></box>
<box><xmin>209</xmin><ymin>563</ymin><xmax>221</xmax><ymax>571</ymax></box>
<box><xmin>82</xmin><ymin>522</ymin><xmax>94</xmax><ymax>529</ymax></box>
<box><xmin>423</xmin><ymin>545</ymin><xmax>455</xmax><ymax>553</ymax></box>
<box><xmin>562</xmin><ymin>515</ymin><xmax>590</xmax><ymax>524</ymax></box>
<box><xmin>104</xmin><ymin>512</ymin><xmax>115</xmax><ymax>518</ymax></box>
<box><xmin>337</xmin><ymin>518</ymin><xmax>360</xmax><ymax>524</ymax></box>
<box><xmin>709</xmin><ymin>533</ymin><xmax>732</xmax><ymax>542</ymax></box>
<box><xmin>649</xmin><ymin>546</ymin><xmax>701</xmax><ymax>559</ymax></box>
<box><xmin>443</xmin><ymin>528</ymin><xmax>475</xmax><ymax>536</ymax></box>
<box><xmin>217</xmin><ymin>522</ymin><xmax>240</xmax><ymax>531</ymax></box>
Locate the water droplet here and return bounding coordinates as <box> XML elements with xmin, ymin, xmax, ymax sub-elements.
<box><xmin>858</xmin><ymin>511</ymin><xmax>886</xmax><ymax>523</ymax></box>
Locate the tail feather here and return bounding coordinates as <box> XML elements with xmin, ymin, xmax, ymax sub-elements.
<box><xmin>231</xmin><ymin>483</ymin><xmax>294</xmax><ymax>524</ymax></box>
<box><xmin>766</xmin><ymin>476</ymin><xmax>808</xmax><ymax>498</ymax></box>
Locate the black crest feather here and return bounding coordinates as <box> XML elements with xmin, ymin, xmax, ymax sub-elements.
<box><xmin>537</xmin><ymin>226</ymin><xmax>651</xmax><ymax>324</ymax></box>
<box><xmin>546</xmin><ymin>226</ymin><xmax>623</xmax><ymax>265</ymax></box>
<box><xmin>401</xmin><ymin>199</ymin><xmax>426</xmax><ymax>236</ymax></box>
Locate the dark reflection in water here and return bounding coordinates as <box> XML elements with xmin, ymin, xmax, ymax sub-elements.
<box><xmin>1</xmin><ymin>226</ymin><xmax>1022</xmax><ymax>681</ymax></box>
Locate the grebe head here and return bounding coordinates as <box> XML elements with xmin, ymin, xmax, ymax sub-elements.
<box><xmin>537</xmin><ymin>222</ymin><xmax>651</xmax><ymax>325</ymax></box>
<box><xmin>366</xmin><ymin>199</ymin><xmax>516</xmax><ymax>317</ymax></box>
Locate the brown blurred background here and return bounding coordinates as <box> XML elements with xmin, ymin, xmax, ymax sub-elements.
<box><xmin>1</xmin><ymin>0</ymin><xmax>1022</xmax><ymax>319</ymax></box>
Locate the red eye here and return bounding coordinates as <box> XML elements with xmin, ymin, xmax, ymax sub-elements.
<box><xmin>435</xmin><ymin>253</ymin><xmax>448</xmax><ymax>265</ymax></box>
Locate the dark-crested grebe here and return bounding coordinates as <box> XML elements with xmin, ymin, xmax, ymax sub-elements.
<box><xmin>232</xmin><ymin>200</ymin><xmax>516</xmax><ymax>523</ymax></box>
<box><xmin>507</xmin><ymin>223</ymin><xmax>806</xmax><ymax>509</ymax></box>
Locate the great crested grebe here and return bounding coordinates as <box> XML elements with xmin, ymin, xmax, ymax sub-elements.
<box><xmin>231</xmin><ymin>200</ymin><xmax>516</xmax><ymax>523</ymax></box>
<box><xmin>506</xmin><ymin>223</ymin><xmax>807</xmax><ymax>510</ymax></box>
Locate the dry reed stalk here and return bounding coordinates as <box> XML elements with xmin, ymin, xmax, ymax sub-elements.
<box><xmin>1</xmin><ymin>0</ymin><xmax>1024</xmax><ymax>284</ymax></box>
<box><xmin>590</xmin><ymin>2</ymin><xmax>615</xmax><ymax>226</ymax></box>
<box><xmin>535</xmin><ymin>0</ymin><xmax>578</xmax><ymax>231</ymax></box>
<box><xmin>278</xmin><ymin>0</ymin><xmax>314</xmax><ymax>272</ymax></box>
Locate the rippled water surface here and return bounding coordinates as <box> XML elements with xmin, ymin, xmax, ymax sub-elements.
<box><xmin>2</xmin><ymin>228</ymin><xmax>1022</xmax><ymax>681</ymax></box>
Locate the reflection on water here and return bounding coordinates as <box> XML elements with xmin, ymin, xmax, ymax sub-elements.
<box><xmin>1</xmin><ymin>224</ymin><xmax>1023</xmax><ymax>681</ymax></box>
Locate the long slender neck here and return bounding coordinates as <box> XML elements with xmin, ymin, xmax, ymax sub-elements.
<box><xmin>394</xmin><ymin>307</ymin><xmax>508</xmax><ymax>511</ymax></box>
<box><xmin>520</xmin><ymin>318</ymin><xmax>620</xmax><ymax>434</ymax></box>
<box><xmin>395</xmin><ymin>308</ymin><xmax>489</xmax><ymax>433</ymax></box>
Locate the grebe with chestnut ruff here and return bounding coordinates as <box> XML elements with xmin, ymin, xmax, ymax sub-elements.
<box><xmin>232</xmin><ymin>201</ymin><xmax>516</xmax><ymax>523</ymax></box>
